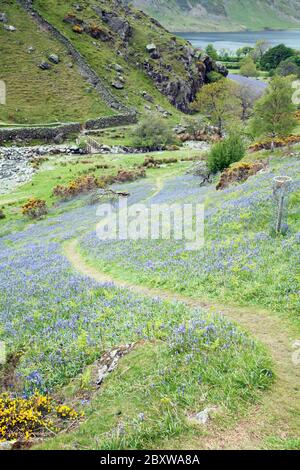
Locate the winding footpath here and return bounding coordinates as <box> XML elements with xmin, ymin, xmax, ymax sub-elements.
<box><xmin>64</xmin><ymin>236</ymin><xmax>300</xmax><ymax>449</ymax></box>
<box><xmin>61</xmin><ymin>174</ymin><xmax>300</xmax><ymax>449</ymax></box>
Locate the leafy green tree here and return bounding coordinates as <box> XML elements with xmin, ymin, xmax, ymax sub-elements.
<box><xmin>277</xmin><ymin>58</ymin><xmax>300</xmax><ymax>78</ymax></box>
<box><xmin>207</xmin><ymin>71</ymin><xmax>223</xmax><ymax>83</ymax></box>
<box><xmin>205</xmin><ymin>44</ymin><xmax>219</xmax><ymax>61</ymax></box>
<box><xmin>132</xmin><ymin>117</ymin><xmax>176</xmax><ymax>148</ymax></box>
<box><xmin>207</xmin><ymin>133</ymin><xmax>246</xmax><ymax>174</ymax></box>
<box><xmin>250</xmin><ymin>76</ymin><xmax>297</xmax><ymax>139</ymax></box>
<box><xmin>191</xmin><ymin>79</ymin><xmax>242</xmax><ymax>136</ymax></box>
<box><xmin>240</xmin><ymin>56</ymin><xmax>258</xmax><ymax>77</ymax></box>
<box><xmin>237</xmin><ymin>46</ymin><xmax>254</xmax><ymax>58</ymax></box>
<box><xmin>260</xmin><ymin>44</ymin><xmax>295</xmax><ymax>70</ymax></box>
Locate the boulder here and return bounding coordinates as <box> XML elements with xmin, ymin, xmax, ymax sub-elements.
<box><xmin>38</xmin><ymin>62</ymin><xmax>51</xmax><ymax>70</ymax></box>
<box><xmin>146</xmin><ymin>43</ymin><xmax>156</xmax><ymax>52</ymax></box>
<box><xmin>99</xmin><ymin>9</ymin><xmax>132</xmax><ymax>41</ymax></box>
<box><xmin>4</xmin><ymin>25</ymin><xmax>16</xmax><ymax>32</ymax></box>
<box><xmin>111</xmin><ymin>80</ymin><xmax>124</xmax><ymax>89</ymax></box>
<box><xmin>150</xmin><ymin>50</ymin><xmax>161</xmax><ymax>60</ymax></box>
<box><xmin>48</xmin><ymin>54</ymin><xmax>60</xmax><ymax>64</ymax></box>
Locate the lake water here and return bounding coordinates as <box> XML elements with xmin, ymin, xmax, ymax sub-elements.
<box><xmin>177</xmin><ymin>30</ymin><xmax>300</xmax><ymax>52</ymax></box>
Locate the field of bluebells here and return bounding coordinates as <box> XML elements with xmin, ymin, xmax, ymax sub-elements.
<box><xmin>0</xmin><ymin>175</ymin><xmax>272</xmax><ymax>413</ymax></box>
<box><xmin>80</xmin><ymin>155</ymin><xmax>300</xmax><ymax>321</ymax></box>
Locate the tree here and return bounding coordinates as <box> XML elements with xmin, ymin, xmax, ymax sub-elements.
<box><xmin>260</xmin><ymin>44</ymin><xmax>295</xmax><ymax>70</ymax></box>
<box><xmin>237</xmin><ymin>46</ymin><xmax>254</xmax><ymax>58</ymax></box>
<box><xmin>132</xmin><ymin>117</ymin><xmax>176</xmax><ymax>148</ymax></box>
<box><xmin>207</xmin><ymin>132</ymin><xmax>246</xmax><ymax>174</ymax></box>
<box><xmin>205</xmin><ymin>44</ymin><xmax>219</xmax><ymax>61</ymax></box>
<box><xmin>240</xmin><ymin>56</ymin><xmax>258</xmax><ymax>77</ymax></box>
<box><xmin>252</xmin><ymin>40</ymin><xmax>270</xmax><ymax>62</ymax></box>
<box><xmin>191</xmin><ymin>79</ymin><xmax>242</xmax><ymax>136</ymax></box>
<box><xmin>250</xmin><ymin>76</ymin><xmax>297</xmax><ymax>140</ymax></box>
<box><xmin>277</xmin><ymin>58</ymin><xmax>300</xmax><ymax>78</ymax></box>
<box><xmin>234</xmin><ymin>84</ymin><xmax>259</xmax><ymax>121</ymax></box>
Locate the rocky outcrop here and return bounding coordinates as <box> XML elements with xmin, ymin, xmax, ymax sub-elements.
<box><xmin>94</xmin><ymin>7</ymin><xmax>132</xmax><ymax>42</ymax></box>
<box><xmin>15</xmin><ymin>0</ymin><xmax>227</xmax><ymax>118</ymax></box>
<box><xmin>143</xmin><ymin>48</ymin><xmax>227</xmax><ymax>113</ymax></box>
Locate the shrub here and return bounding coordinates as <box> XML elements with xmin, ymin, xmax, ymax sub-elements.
<box><xmin>0</xmin><ymin>209</ymin><xmax>5</xmax><ymax>220</ymax></box>
<box><xmin>132</xmin><ymin>118</ymin><xmax>176</xmax><ymax>148</ymax></box>
<box><xmin>207</xmin><ymin>71</ymin><xmax>223</xmax><ymax>82</ymax></box>
<box><xmin>0</xmin><ymin>392</ymin><xmax>83</xmax><ymax>442</ymax></box>
<box><xmin>216</xmin><ymin>160</ymin><xmax>267</xmax><ymax>190</ymax></box>
<box><xmin>240</xmin><ymin>56</ymin><xmax>258</xmax><ymax>77</ymax></box>
<box><xmin>21</xmin><ymin>199</ymin><xmax>48</xmax><ymax>219</ymax></box>
<box><xmin>207</xmin><ymin>133</ymin><xmax>246</xmax><ymax>174</ymax></box>
<box><xmin>53</xmin><ymin>175</ymin><xmax>100</xmax><ymax>200</ymax></box>
<box><xmin>53</xmin><ymin>170</ymin><xmax>146</xmax><ymax>200</ymax></box>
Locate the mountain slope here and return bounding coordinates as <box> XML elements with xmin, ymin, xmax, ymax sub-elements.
<box><xmin>0</xmin><ymin>1</ymin><xmax>114</xmax><ymax>125</ymax></box>
<box><xmin>0</xmin><ymin>0</ymin><xmax>225</xmax><ymax>126</ymax></box>
<box><xmin>128</xmin><ymin>0</ymin><xmax>300</xmax><ymax>32</ymax></box>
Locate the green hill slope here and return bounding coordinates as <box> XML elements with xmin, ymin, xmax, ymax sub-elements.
<box><xmin>129</xmin><ymin>0</ymin><xmax>300</xmax><ymax>32</ymax></box>
<box><xmin>0</xmin><ymin>0</ymin><xmax>225</xmax><ymax>126</ymax></box>
<box><xmin>0</xmin><ymin>1</ymin><xmax>115</xmax><ymax>125</ymax></box>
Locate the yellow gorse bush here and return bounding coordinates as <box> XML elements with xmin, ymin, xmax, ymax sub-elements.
<box><xmin>0</xmin><ymin>392</ymin><xmax>83</xmax><ymax>442</ymax></box>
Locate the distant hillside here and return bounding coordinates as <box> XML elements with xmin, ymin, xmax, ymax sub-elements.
<box><xmin>128</xmin><ymin>0</ymin><xmax>300</xmax><ymax>32</ymax></box>
<box><xmin>0</xmin><ymin>0</ymin><xmax>225</xmax><ymax>126</ymax></box>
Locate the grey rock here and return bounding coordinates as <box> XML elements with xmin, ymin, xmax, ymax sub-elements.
<box><xmin>188</xmin><ymin>407</ymin><xmax>219</xmax><ymax>425</ymax></box>
<box><xmin>111</xmin><ymin>80</ymin><xmax>124</xmax><ymax>90</ymax></box>
<box><xmin>4</xmin><ymin>25</ymin><xmax>16</xmax><ymax>32</ymax></box>
<box><xmin>38</xmin><ymin>62</ymin><xmax>51</xmax><ymax>70</ymax></box>
<box><xmin>74</xmin><ymin>4</ymin><xmax>83</xmax><ymax>12</ymax></box>
<box><xmin>97</xmin><ymin>8</ymin><xmax>132</xmax><ymax>41</ymax></box>
<box><xmin>48</xmin><ymin>53</ymin><xmax>60</xmax><ymax>64</ymax></box>
<box><xmin>27</xmin><ymin>46</ymin><xmax>35</xmax><ymax>54</ymax></box>
<box><xmin>0</xmin><ymin>440</ymin><xmax>17</xmax><ymax>450</ymax></box>
<box><xmin>114</xmin><ymin>63</ymin><xmax>123</xmax><ymax>73</ymax></box>
<box><xmin>0</xmin><ymin>13</ymin><xmax>8</xmax><ymax>23</ymax></box>
<box><xmin>142</xmin><ymin>91</ymin><xmax>154</xmax><ymax>103</ymax></box>
<box><xmin>146</xmin><ymin>43</ymin><xmax>156</xmax><ymax>52</ymax></box>
<box><xmin>150</xmin><ymin>50</ymin><xmax>161</xmax><ymax>60</ymax></box>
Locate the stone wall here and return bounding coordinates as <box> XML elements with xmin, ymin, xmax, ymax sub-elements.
<box><xmin>0</xmin><ymin>113</ymin><xmax>138</xmax><ymax>143</ymax></box>
<box><xmin>85</xmin><ymin>113</ymin><xmax>137</xmax><ymax>130</ymax></box>
<box><xmin>0</xmin><ymin>123</ymin><xmax>81</xmax><ymax>144</ymax></box>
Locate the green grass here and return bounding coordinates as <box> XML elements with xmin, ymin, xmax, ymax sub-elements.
<box><xmin>0</xmin><ymin>1</ymin><xmax>114</xmax><ymax>125</ymax></box>
<box><xmin>33</xmin><ymin>0</ymin><xmax>185</xmax><ymax>123</ymax></box>
<box><xmin>36</xmin><ymin>335</ymin><xmax>272</xmax><ymax>450</ymax></box>
<box><xmin>78</xmin><ymin>149</ymin><xmax>300</xmax><ymax>328</ymax></box>
<box><xmin>0</xmin><ymin>148</ymin><xmax>200</xmax><ymax>234</ymax></box>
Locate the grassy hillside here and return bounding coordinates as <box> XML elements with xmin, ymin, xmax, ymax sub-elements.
<box><xmin>130</xmin><ymin>0</ymin><xmax>300</xmax><ymax>32</ymax></box>
<box><xmin>0</xmin><ymin>1</ymin><xmax>114</xmax><ymax>125</ymax></box>
<box><xmin>1</xmin><ymin>0</ymin><xmax>207</xmax><ymax>126</ymax></box>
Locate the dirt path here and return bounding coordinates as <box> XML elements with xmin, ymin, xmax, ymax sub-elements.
<box><xmin>65</xmin><ymin>239</ymin><xmax>300</xmax><ymax>450</ymax></box>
